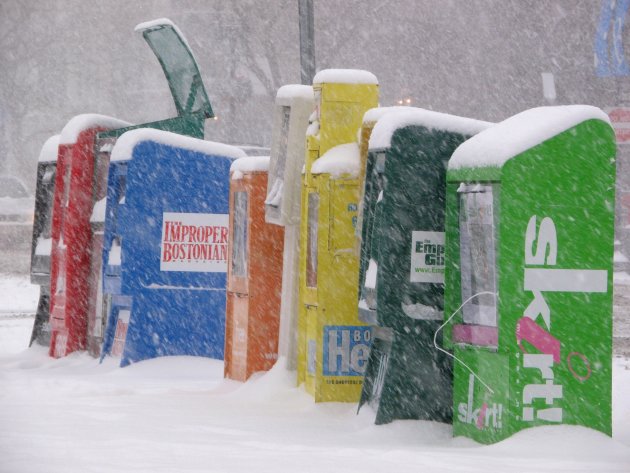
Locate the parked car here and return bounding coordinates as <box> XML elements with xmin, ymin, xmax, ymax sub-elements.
<box><xmin>0</xmin><ymin>175</ymin><xmax>34</xmax><ymax>225</ymax></box>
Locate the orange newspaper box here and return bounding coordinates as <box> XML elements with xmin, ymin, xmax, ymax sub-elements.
<box><xmin>224</xmin><ymin>156</ymin><xmax>285</xmax><ymax>381</ymax></box>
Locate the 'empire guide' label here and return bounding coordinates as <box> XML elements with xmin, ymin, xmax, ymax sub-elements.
<box><xmin>410</xmin><ymin>231</ymin><xmax>445</xmax><ymax>283</ymax></box>
<box><xmin>160</xmin><ymin>212</ymin><xmax>229</xmax><ymax>272</ymax></box>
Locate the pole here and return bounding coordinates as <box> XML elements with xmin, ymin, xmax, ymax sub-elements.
<box><xmin>298</xmin><ymin>0</ymin><xmax>315</xmax><ymax>85</ymax></box>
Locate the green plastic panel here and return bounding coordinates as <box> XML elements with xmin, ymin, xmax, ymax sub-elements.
<box><xmin>445</xmin><ymin>118</ymin><xmax>616</xmax><ymax>444</ymax></box>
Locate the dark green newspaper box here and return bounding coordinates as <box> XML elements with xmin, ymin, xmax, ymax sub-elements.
<box><xmin>358</xmin><ymin>108</ymin><xmax>491</xmax><ymax>424</ymax></box>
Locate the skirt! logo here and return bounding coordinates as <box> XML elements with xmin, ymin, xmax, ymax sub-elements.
<box><xmin>457</xmin><ymin>374</ymin><xmax>504</xmax><ymax>430</ymax></box>
<box><xmin>516</xmin><ymin>215</ymin><xmax>608</xmax><ymax>423</ymax></box>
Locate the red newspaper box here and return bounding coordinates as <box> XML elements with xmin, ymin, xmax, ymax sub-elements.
<box><xmin>48</xmin><ymin>114</ymin><xmax>129</xmax><ymax>358</ymax></box>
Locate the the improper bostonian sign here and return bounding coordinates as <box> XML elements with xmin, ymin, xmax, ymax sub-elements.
<box><xmin>160</xmin><ymin>212</ymin><xmax>229</xmax><ymax>272</ymax></box>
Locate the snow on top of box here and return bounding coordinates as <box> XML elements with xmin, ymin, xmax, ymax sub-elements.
<box><xmin>38</xmin><ymin>135</ymin><xmax>60</xmax><ymax>162</ymax></box>
<box><xmin>313</xmin><ymin>69</ymin><xmax>378</xmax><ymax>85</ymax></box>
<box><xmin>449</xmin><ymin>105</ymin><xmax>611</xmax><ymax>170</ymax></box>
<box><xmin>362</xmin><ymin>106</ymin><xmax>412</xmax><ymax>124</ymax></box>
<box><xmin>369</xmin><ymin>108</ymin><xmax>493</xmax><ymax>150</ymax></box>
<box><xmin>110</xmin><ymin>128</ymin><xmax>247</xmax><ymax>162</ymax></box>
<box><xmin>134</xmin><ymin>18</ymin><xmax>193</xmax><ymax>62</ymax></box>
<box><xmin>311</xmin><ymin>143</ymin><xmax>360</xmax><ymax>177</ymax></box>
<box><xmin>90</xmin><ymin>197</ymin><xmax>107</xmax><ymax>223</ymax></box>
<box><xmin>276</xmin><ymin>84</ymin><xmax>313</xmax><ymax>101</ymax></box>
<box><xmin>135</xmin><ymin>18</ymin><xmax>175</xmax><ymax>32</ymax></box>
<box><xmin>230</xmin><ymin>156</ymin><xmax>270</xmax><ymax>180</ymax></box>
<box><xmin>59</xmin><ymin>114</ymin><xmax>131</xmax><ymax>145</ymax></box>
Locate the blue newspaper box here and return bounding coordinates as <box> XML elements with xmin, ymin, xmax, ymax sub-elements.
<box><xmin>100</xmin><ymin>129</ymin><xmax>246</xmax><ymax>366</ymax></box>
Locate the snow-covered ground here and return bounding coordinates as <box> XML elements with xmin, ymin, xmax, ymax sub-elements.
<box><xmin>0</xmin><ymin>274</ymin><xmax>629</xmax><ymax>472</ymax></box>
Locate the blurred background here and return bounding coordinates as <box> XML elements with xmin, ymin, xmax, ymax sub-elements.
<box><xmin>2</xmin><ymin>0</ymin><xmax>630</xmax><ymax>275</ymax></box>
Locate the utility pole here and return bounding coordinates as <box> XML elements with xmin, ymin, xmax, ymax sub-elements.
<box><xmin>298</xmin><ymin>0</ymin><xmax>315</xmax><ymax>85</ymax></box>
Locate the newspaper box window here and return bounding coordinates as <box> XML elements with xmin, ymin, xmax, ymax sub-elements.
<box><xmin>100</xmin><ymin>129</ymin><xmax>244</xmax><ymax>367</ymax></box>
<box><xmin>86</xmin><ymin>197</ymin><xmax>107</xmax><ymax>355</ymax></box>
<box><xmin>265</xmin><ymin>107</ymin><xmax>290</xmax><ymax>222</ymax></box>
<box><xmin>356</xmin><ymin>108</ymin><xmax>491</xmax><ymax>425</ymax></box>
<box><xmin>444</xmin><ymin>105</ymin><xmax>615</xmax><ymax>444</ymax></box>
<box><xmin>306</xmin><ymin>192</ymin><xmax>319</xmax><ymax>288</ymax></box>
<box><xmin>231</xmin><ymin>191</ymin><xmax>248</xmax><ymax>278</ymax></box>
<box><xmin>458</xmin><ymin>185</ymin><xmax>498</xmax><ymax>335</ymax></box>
<box><xmin>224</xmin><ymin>156</ymin><xmax>284</xmax><ymax>382</ymax></box>
<box><xmin>138</xmin><ymin>19</ymin><xmax>213</xmax><ymax>120</ymax></box>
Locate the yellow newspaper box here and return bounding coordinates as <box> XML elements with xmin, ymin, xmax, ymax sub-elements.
<box><xmin>297</xmin><ymin>69</ymin><xmax>378</xmax><ymax>402</ymax></box>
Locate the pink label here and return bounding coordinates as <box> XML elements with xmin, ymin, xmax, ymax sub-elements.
<box><xmin>516</xmin><ymin>316</ymin><xmax>561</xmax><ymax>363</ymax></box>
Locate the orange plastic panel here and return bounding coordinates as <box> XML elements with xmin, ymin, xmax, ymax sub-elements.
<box><xmin>225</xmin><ymin>171</ymin><xmax>284</xmax><ymax>381</ymax></box>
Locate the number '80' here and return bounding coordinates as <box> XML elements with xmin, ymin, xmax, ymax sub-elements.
<box><xmin>353</xmin><ymin>329</ymin><xmax>371</xmax><ymax>343</ymax></box>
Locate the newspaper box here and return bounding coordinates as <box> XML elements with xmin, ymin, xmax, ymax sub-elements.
<box><xmin>224</xmin><ymin>156</ymin><xmax>284</xmax><ymax>381</ymax></box>
<box><xmin>297</xmin><ymin>69</ymin><xmax>378</xmax><ymax>401</ymax></box>
<box><xmin>444</xmin><ymin>105</ymin><xmax>615</xmax><ymax>443</ymax></box>
<box><xmin>48</xmin><ymin>114</ymin><xmax>130</xmax><ymax>358</ymax></box>
<box><xmin>101</xmin><ymin>129</ymin><xmax>244</xmax><ymax>366</ymax></box>
<box><xmin>264</xmin><ymin>84</ymin><xmax>313</xmax><ymax>370</ymax></box>
<box><xmin>356</xmin><ymin>108</ymin><xmax>491</xmax><ymax>424</ymax></box>
<box><xmin>29</xmin><ymin>135</ymin><xmax>60</xmax><ymax>347</ymax></box>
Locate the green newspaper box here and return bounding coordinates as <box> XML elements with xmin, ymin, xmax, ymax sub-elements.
<box><xmin>357</xmin><ymin>108</ymin><xmax>491</xmax><ymax>424</ymax></box>
<box><xmin>444</xmin><ymin>105</ymin><xmax>616</xmax><ymax>444</ymax></box>
<box><xmin>97</xmin><ymin>19</ymin><xmax>213</xmax><ymax>144</ymax></box>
